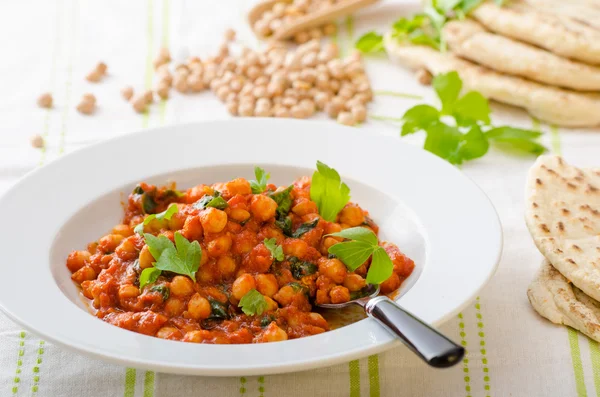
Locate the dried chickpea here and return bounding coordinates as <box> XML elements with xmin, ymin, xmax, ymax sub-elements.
<box><xmin>226</xmin><ymin>100</ymin><xmax>239</xmax><ymax>115</ymax></box>
<box><xmin>86</xmin><ymin>69</ymin><xmax>102</xmax><ymax>82</ymax></box>
<box><xmin>30</xmin><ymin>134</ymin><xmax>44</xmax><ymax>149</ymax></box>
<box><xmin>76</xmin><ymin>96</ymin><xmax>96</xmax><ymax>115</ymax></box>
<box><xmin>224</xmin><ymin>28</ymin><xmax>236</xmax><ymax>42</ymax></box>
<box><xmin>274</xmin><ymin>106</ymin><xmax>290</xmax><ymax>118</ymax></box>
<box><xmin>308</xmin><ymin>27</ymin><xmax>322</xmax><ymax>40</ymax></box>
<box><xmin>294</xmin><ymin>31</ymin><xmax>310</xmax><ymax>44</ymax></box>
<box><xmin>238</xmin><ymin>101</ymin><xmax>254</xmax><ymax>117</ymax></box>
<box><xmin>325</xmin><ymin>96</ymin><xmax>344</xmax><ymax>118</ymax></box>
<box><xmin>351</xmin><ymin>104</ymin><xmax>367</xmax><ymax>123</ymax></box>
<box><xmin>143</xmin><ymin>90</ymin><xmax>154</xmax><ymax>104</ymax></box>
<box><xmin>121</xmin><ymin>86</ymin><xmax>134</xmax><ymax>101</ymax></box>
<box><xmin>337</xmin><ymin>111</ymin><xmax>356</xmax><ymax>126</ymax></box>
<box><xmin>416</xmin><ymin>68</ymin><xmax>433</xmax><ymax>85</ymax></box>
<box><xmin>323</xmin><ymin>23</ymin><xmax>337</xmax><ymax>36</ymax></box>
<box><xmin>156</xmin><ymin>82</ymin><xmax>170</xmax><ymax>99</ymax></box>
<box><xmin>188</xmin><ymin>74</ymin><xmax>205</xmax><ymax>92</ymax></box>
<box><xmin>131</xmin><ymin>94</ymin><xmax>147</xmax><ymax>113</ymax></box>
<box><xmin>96</xmin><ymin>62</ymin><xmax>108</xmax><ymax>75</ymax></box>
<box><xmin>37</xmin><ymin>93</ymin><xmax>53</xmax><ymax>108</ymax></box>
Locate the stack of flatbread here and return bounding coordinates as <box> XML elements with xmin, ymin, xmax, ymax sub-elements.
<box><xmin>384</xmin><ymin>0</ymin><xmax>600</xmax><ymax>127</ymax></box>
<box><xmin>525</xmin><ymin>155</ymin><xmax>600</xmax><ymax>341</ymax></box>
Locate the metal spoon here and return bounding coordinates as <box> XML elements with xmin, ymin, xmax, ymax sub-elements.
<box><xmin>317</xmin><ymin>285</ymin><xmax>465</xmax><ymax>368</ymax></box>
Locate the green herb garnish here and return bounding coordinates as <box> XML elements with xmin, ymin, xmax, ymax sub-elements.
<box><xmin>250</xmin><ymin>166</ymin><xmax>270</xmax><ymax>194</ymax></box>
<box><xmin>379</xmin><ymin>72</ymin><xmax>546</xmax><ymax>164</ymax></box>
<box><xmin>260</xmin><ymin>314</ymin><xmax>276</xmax><ymax>327</ymax></box>
<box><xmin>275</xmin><ymin>215</ymin><xmax>293</xmax><ymax>237</ymax></box>
<box><xmin>292</xmin><ymin>218</ymin><xmax>319</xmax><ymax>238</ymax></box>
<box><xmin>193</xmin><ymin>191</ymin><xmax>228</xmax><ymax>210</ymax></box>
<box><xmin>142</xmin><ymin>232</ymin><xmax>202</xmax><ymax>281</ymax></box>
<box><xmin>289</xmin><ymin>257</ymin><xmax>318</xmax><ymax>279</ymax></box>
<box><xmin>327</xmin><ymin>227</ymin><xmax>393</xmax><ymax>285</ymax></box>
<box><xmin>208</xmin><ymin>298</ymin><xmax>229</xmax><ymax>319</ymax></box>
<box><xmin>268</xmin><ymin>185</ymin><xmax>294</xmax><ymax>218</ymax></box>
<box><xmin>134</xmin><ymin>204</ymin><xmax>179</xmax><ymax>234</ymax></box>
<box><xmin>264</xmin><ymin>238</ymin><xmax>284</xmax><ymax>262</ymax></box>
<box><xmin>139</xmin><ymin>267</ymin><xmax>161</xmax><ymax>290</ymax></box>
<box><xmin>238</xmin><ymin>289</ymin><xmax>268</xmax><ymax>316</ymax></box>
<box><xmin>310</xmin><ymin>161</ymin><xmax>350</xmax><ymax>222</ymax></box>
<box><xmin>132</xmin><ymin>186</ymin><xmax>158</xmax><ymax>214</ymax></box>
<box><xmin>355</xmin><ymin>32</ymin><xmax>385</xmax><ymax>53</ymax></box>
<box><xmin>149</xmin><ymin>285</ymin><xmax>170</xmax><ymax>301</ymax></box>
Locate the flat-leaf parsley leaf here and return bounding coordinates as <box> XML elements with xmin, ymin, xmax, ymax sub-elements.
<box><xmin>264</xmin><ymin>238</ymin><xmax>284</xmax><ymax>262</ymax></box>
<box><xmin>134</xmin><ymin>204</ymin><xmax>179</xmax><ymax>234</ymax></box>
<box><xmin>143</xmin><ymin>232</ymin><xmax>202</xmax><ymax>280</ymax></box>
<box><xmin>250</xmin><ymin>166</ymin><xmax>270</xmax><ymax>194</ymax></box>
<box><xmin>310</xmin><ymin>161</ymin><xmax>350</xmax><ymax>222</ymax></box>
<box><xmin>238</xmin><ymin>289</ymin><xmax>268</xmax><ymax>316</ymax></box>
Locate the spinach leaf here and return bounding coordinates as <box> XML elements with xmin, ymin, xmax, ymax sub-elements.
<box><xmin>269</xmin><ymin>185</ymin><xmax>294</xmax><ymax>218</ymax></box>
<box><xmin>149</xmin><ymin>285</ymin><xmax>170</xmax><ymax>301</ymax></box>
<box><xmin>208</xmin><ymin>298</ymin><xmax>229</xmax><ymax>319</ymax></box>
<box><xmin>292</xmin><ymin>218</ymin><xmax>319</xmax><ymax>238</ymax></box>
<box><xmin>260</xmin><ymin>314</ymin><xmax>276</xmax><ymax>328</ymax></box>
<box><xmin>275</xmin><ymin>215</ymin><xmax>293</xmax><ymax>237</ymax></box>
<box><xmin>193</xmin><ymin>191</ymin><xmax>229</xmax><ymax>210</ymax></box>
<box><xmin>290</xmin><ymin>260</ymin><xmax>318</xmax><ymax>279</ymax></box>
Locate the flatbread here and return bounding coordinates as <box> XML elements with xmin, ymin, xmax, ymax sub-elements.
<box><xmin>443</xmin><ymin>19</ymin><xmax>600</xmax><ymax>91</ymax></box>
<box><xmin>383</xmin><ymin>37</ymin><xmax>600</xmax><ymax>127</ymax></box>
<box><xmin>525</xmin><ymin>155</ymin><xmax>600</xmax><ymax>301</ymax></box>
<box><xmin>528</xmin><ymin>260</ymin><xmax>600</xmax><ymax>342</ymax></box>
<box><xmin>472</xmin><ymin>1</ymin><xmax>600</xmax><ymax>65</ymax></box>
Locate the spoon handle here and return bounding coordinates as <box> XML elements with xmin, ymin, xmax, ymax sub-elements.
<box><xmin>364</xmin><ymin>296</ymin><xmax>464</xmax><ymax>368</ymax></box>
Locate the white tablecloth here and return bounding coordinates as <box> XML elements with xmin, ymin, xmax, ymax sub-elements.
<box><xmin>1</xmin><ymin>1</ymin><xmax>600</xmax><ymax>396</ymax></box>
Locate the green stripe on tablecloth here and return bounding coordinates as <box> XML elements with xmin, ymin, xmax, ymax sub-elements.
<box><xmin>31</xmin><ymin>340</ymin><xmax>46</xmax><ymax>394</ymax></box>
<box><xmin>39</xmin><ymin>0</ymin><xmax>63</xmax><ymax>166</ymax></box>
<box><xmin>367</xmin><ymin>355</ymin><xmax>380</xmax><ymax>397</ymax></box>
<box><xmin>349</xmin><ymin>360</ymin><xmax>361</xmax><ymax>397</ymax></box>
<box><xmin>569</xmin><ymin>329</ymin><xmax>588</xmax><ymax>397</ymax></box>
<box><xmin>257</xmin><ymin>376</ymin><xmax>265</xmax><ymax>397</ymax></box>
<box><xmin>239</xmin><ymin>377</ymin><xmax>247</xmax><ymax>394</ymax></box>
<box><xmin>143</xmin><ymin>371</ymin><xmax>155</xmax><ymax>397</ymax></box>
<box><xmin>123</xmin><ymin>368</ymin><xmax>136</xmax><ymax>397</ymax></box>
<box><xmin>475</xmin><ymin>298</ymin><xmax>491</xmax><ymax>396</ymax></box>
<box><xmin>458</xmin><ymin>313</ymin><xmax>471</xmax><ymax>397</ymax></box>
<box><xmin>11</xmin><ymin>331</ymin><xmax>26</xmax><ymax>395</ymax></box>
<box><xmin>588</xmin><ymin>339</ymin><xmax>600</xmax><ymax>397</ymax></box>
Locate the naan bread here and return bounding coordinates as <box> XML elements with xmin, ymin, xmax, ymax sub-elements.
<box><xmin>383</xmin><ymin>37</ymin><xmax>600</xmax><ymax>127</ymax></box>
<box><xmin>472</xmin><ymin>1</ymin><xmax>600</xmax><ymax>65</ymax></box>
<box><xmin>528</xmin><ymin>260</ymin><xmax>600</xmax><ymax>342</ymax></box>
<box><xmin>525</xmin><ymin>155</ymin><xmax>600</xmax><ymax>301</ymax></box>
<box><xmin>443</xmin><ymin>19</ymin><xmax>600</xmax><ymax>91</ymax></box>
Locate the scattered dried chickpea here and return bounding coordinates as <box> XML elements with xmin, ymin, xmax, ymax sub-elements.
<box><xmin>37</xmin><ymin>93</ymin><xmax>53</xmax><ymax>108</ymax></box>
<box><xmin>224</xmin><ymin>28</ymin><xmax>236</xmax><ymax>42</ymax></box>
<box><xmin>30</xmin><ymin>134</ymin><xmax>44</xmax><ymax>149</ymax></box>
<box><xmin>76</xmin><ymin>94</ymin><xmax>96</xmax><ymax>115</ymax></box>
<box><xmin>416</xmin><ymin>68</ymin><xmax>433</xmax><ymax>85</ymax></box>
<box><xmin>337</xmin><ymin>111</ymin><xmax>356</xmax><ymax>126</ymax></box>
<box><xmin>131</xmin><ymin>94</ymin><xmax>148</xmax><ymax>113</ymax></box>
<box><xmin>121</xmin><ymin>86</ymin><xmax>134</xmax><ymax>101</ymax></box>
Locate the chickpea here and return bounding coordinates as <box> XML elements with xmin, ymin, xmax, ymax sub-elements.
<box><xmin>199</xmin><ymin>207</ymin><xmax>228</xmax><ymax>233</ymax></box>
<box><xmin>261</xmin><ymin>322</ymin><xmax>288</xmax><ymax>342</ymax></box>
<box><xmin>30</xmin><ymin>134</ymin><xmax>44</xmax><ymax>149</ymax></box>
<box><xmin>224</xmin><ymin>28</ymin><xmax>236</xmax><ymax>42</ymax></box>
<box><xmin>298</xmin><ymin>99</ymin><xmax>315</xmax><ymax>115</ymax></box>
<box><xmin>216</xmin><ymin>85</ymin><xmax>231</xmax><ymax>101</ymax></box>
<box><xmin>207</xmin><ymin>234</ymin><xmax>233</xmax><ymax>257</ymax></box>
<box><xmin>188</xmin><ymin>74</ymin><xmax>205</xmax><ymax>92</ymax></box>
<box><xmin>273</xmin><ymin>285</ymin><xmax>296</xmax><ymax>306</ymax></box>
<box><xmin>156</xmin><ymin>327</ymin><xmax>180</xmax><ymax>340</ymax></box>
<box><xmin>98</xmin><ymin>234</ymin><xmax>124</xmax><ymax>252</ymax></box>
<box><xmin>249</xmin><ymin>194</ymin><xmax>278</xmax><ymax>222</ymax></box>
<box><xmin>182</xmin><ymin>215</ymin><xmax>203</xmax><ymax>242</ymax></box>
<box><xmin>339</xmin><ymin>204</ymin><xmax>365</xmax><ymax>226</ymax></box>
<box><xmin>232</xmin><ymin>273</ymin><xmax>256</xmax><ymax>300</ymax></box>
<box><xmin>337</xmin><ymin>111</ymin><xmax>356</xmax><ymax>126</ymax></box>
<box><xmin>217</xmin><ymin>255</ymin><xmax>237</xmax><ymax>277</ymax></box>
<box><xmin>139</xmin><ymin>245</ymin><xmax>155</xmax><ymax>269</ymax></box>
<box><xmin>238</xmin><ymin>102</ymin><xmax>254</xmax><ymax>117</ymax></box>
<box><xmin>291</xmin><ymin>199</ymin><xmax>318</xmax><ymax>216</ymax></box>
<box><xmin>71</xmin><ymin>266</ymin><xmax>97</xmax><ymax>283</ymax></box>
<box><xmin>294</xmin><ymin>31</ymin><xmax>310</xmax><ymax>44</ymax></box>
<box><xmin>156</xmin><ymin>82</ymin><xmax>170</xmax><ymax>99</ymax></box>
<box><xmin>120</xmin><ymin>86</ymin><xmax>134</xmax><ymax>101</ymax></box>
<box><xmin>37</xmin><ymin>93</ymin><xmax>53</xmax><ymax>108</ymax></box>
<box><xmin>330</xmin><ymin>286</ymin><xmax>351</xmax><ymax>304</ymax></box>
<box><xmin>66</xmin><ymin>250</ymin><xmax>91</xmax><ymax>272</ymax></box>
<box><xmin>323</xmin><ymin>23</ymin><xmax>337</xmax><ymax>36</ymax></box>
<box><xmin>164</xmin><ymin>297</ymin><xmax>185</xmax><ymax>316</ymax></box>
<box><xmin>274</xmin><ymin>106</ymin><xmax>290</xmax><ymax>118</ymax></box>
<box><xmin>131</xmin><ymin>94</ymin><xmax>147</xmax><ymax>113</ymax></box>
<box><xmin>96</xmin><ymin>62</ymin><xmax>108</xmax><ymax>75</ymax></box>
<box><xmin>349</xmin><ymin>104</ymin><xmax>367</xmax><ymax>123</ymax></box>
<box><xmin>255</xmin><ymin>274</ymin><xmax>279</xmax><ymax>297</ymax></box>
<box><xmin>76</xmin><ymin>96</ymin><xmax>96</xmax><ymax>115</ymax></box>
<box><xmin>116</xmin><ymin>284</ymin><xmax>140</xmax><ymax>300</ymax></box>
<box><xmin>86</xmin><ymin>69</ymin><xmax>102</xmax><ymax>82</ymax></box>
<box><xmin>226</xmin><ymin>100</ymin><xmax>238</xmax><ymax>115</ymax></box>
<box><xmin>187</xmin><ymin>293</ymin><xmax>211</xmax><ymax>320</ymax></box>
<box><xmin>318</xmin><ymin>258</ymin><xmax>347</xmax><ymax>284</ymax></box>
<box><xmin>115</xmin><ymin>238</ymin><xmax>138</xmax><ymax>260</ymax></box>
<box><xmin>308</xmin><ymin>27</ymin><xmax>322</xmax><ymax>40</ymax></box>
<box><xmin>343</xmin><ymin>273</ymin><xmax>367</xmax><ymax>292</ymax></box>
<box><xmin>416</xmin><ymin>68</ymin><xmax>433</xmax><ymax>85</ymax></box>
<box><xmin>170</xmin><ymin>275</ymin><xmax>195</xmax><ymax>297</ymax></box>
<box><xmin>183</xmin><ymin>330</ymin><xmax>210</xmax><ymax>343</ymax></box>
<box><xmin>283</xmin><ymin>239</ymin><xmax>308</xmax><ymax>258</ymax></box>
<box><xmin>325</xmin><ymin>97</ymin><xmax>344</xmax><ymax>118</ymax></box>
<box><xmin>174</xmin><ymin>74</ymin><xmax>188</xmax><ymax>93</ymax></box>
<box><xmin>282</xmin><ymin>97</ymin><xmax>298</xmax><ymax>107</ymax></box>
<box><xmin>246</xmin><ymin>65</ymin><xmax>261</xmax><ymax>81</ymax></box>
<box><xmin>264</xmin><ymin>296</ymin><xmax>279</xmax><ymax>311</ymax></box>
<box><xmin>320</xmin><ymin>236</ymin><xmax>339</xmax><ymax>254</ymax></box>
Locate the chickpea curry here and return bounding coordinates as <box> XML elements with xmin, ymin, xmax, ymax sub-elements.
<box><xmin>66</xmin><ymin>162</ymin><xmax>414</xmax><ymax>344</ymax></box>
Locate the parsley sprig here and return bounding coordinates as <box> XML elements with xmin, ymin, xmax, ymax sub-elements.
<box><xmin>238</xmin><ymin>289</ymin><xmax>268</xmax><ymax>316</ymax></box>
<box><xmin>327</xmin><ymin>227</ymin><xmax>393</xmax><ymax>285</ymax></box>
<box><xmin>139</xmin><ymin>232</ymin><xmax>202</xmax><ymax>290</ymax></box>
<box><xmin>374</xmin><ymin>72</ymin><xmax>547</xmax><ymax>165</ymax></box>
<box><xmin>264</xmin><ymin>238</ymin><xmax>284</xmax><ymax>262</ymax></box>
<box><xmin>310</xmin><ymin>161</ymin><xmax>350</xmax><ymax>222</ymax></box>
<box><xmin>134</xmin><ymin>204</ymin><xmax>178</xmax><ymax>234</ymax></box>
<box><xmin>250</xmin><ymin>166</ymin><xmax>270</xmax><ymax>194</ymax></box>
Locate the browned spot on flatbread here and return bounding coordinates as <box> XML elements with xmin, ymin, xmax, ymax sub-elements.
<box><xmin>585</xmin><ymin>225</ymin><xmax>594</xmax><ymax>232</ymax></box>
<box><xmin>558</xmin><ymin>222</ymin><xmax>565</xmax><ymax>232</ymax></box>
<box><xmin>536</xmin><ymin>178</ymin><xmax>543</xmax><ymax>186</ymax></box>
<box><xmin>533</xmin><ymin>215</ymin><xmax>539</xmax><ymax>219</ymax></box>
<box><xmin>532</xmin><ymin>202</ymin><xmax>538</xmax><ymax>208</ymax></box>
<box><xmin>567</xmin><ymin>182</ymin><xmax>578</xmax><ymax>190</ymax></box>
<box><xmin>546</xmin><ymin>168</ymin><xmax>557</xmax><ymax>175</ymax></box>
<box><xmin>562</xmin><ymin>208</ymin><xmax>570</xmax><ymax>215</ymax></box>
<box><xmin>555</xmin><ymin>248</ymin><xmax>563</xmax><ymax>254</ymax></box>
<box><xmin>587</xmin><ymin>184</ymin><xmax>599</xmax><ymax>193</ymax></box>
<box><xmin>540</xmin><ymin>224</ymin><xmax>550</xmax><ymax>233</ymax></box>
<box><xmin>567</xmin><ymin>259</ymin><xmax>577</xmax><ymax>264</ymax></box>
<box><xmin>575</xmin><ymin>175</ymin><xmax>584</xmax><ymax>182</ymax></box>
<box><xmin>557</xmin><ymin>157</ymin><xmax>564</xmax><ymax>166</ymax></box>
<box><xmin>572</xmin><ymin>245</ymin><xmax>582</xmax><ymax>251</ymax></box>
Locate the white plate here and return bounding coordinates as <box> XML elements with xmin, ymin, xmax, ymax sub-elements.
<box><xmin>0</xmin><ymin>119</ymin><xmax>502</xmax><ymax>376</ymax></box>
